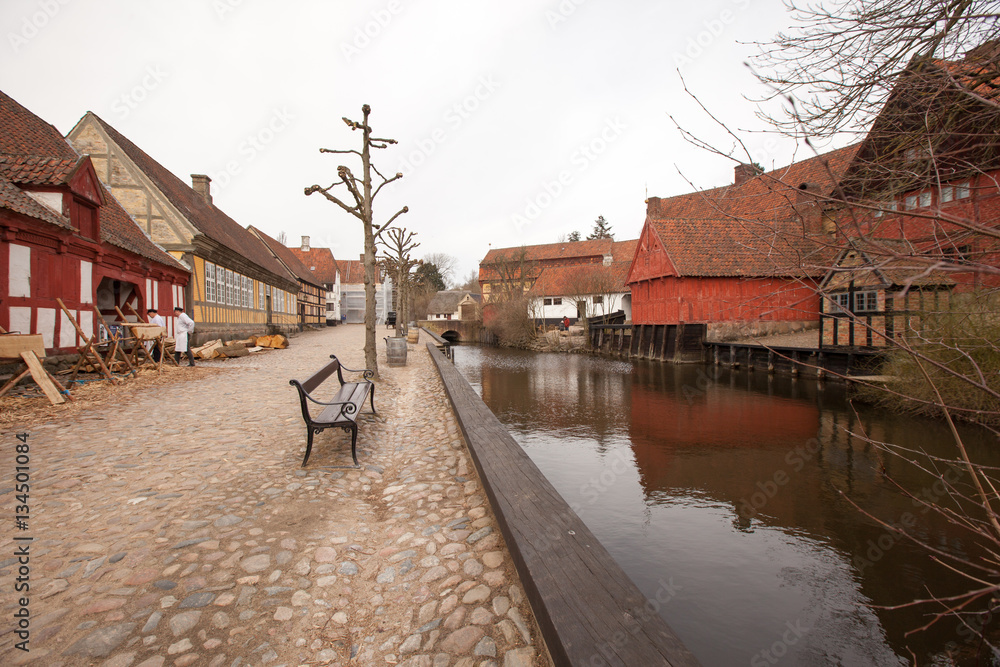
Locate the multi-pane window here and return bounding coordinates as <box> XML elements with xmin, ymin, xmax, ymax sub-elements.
<box><xmin>259</xmin><ymin>282</ymin><xmax>265</xmax><ymax>309</ymax></box>
<box><xmin>205</xmin><ymin>262</ymin><xmax>216</xmax><ymax>303</ymax></box>
<box><xmin>854</xmin><ymin>291</ymin><xmax>878</xmax><ymax>312</ymax></box>
<box><xmin>955</xmin><ymin>180</ymin><xmax>971</xmax><ymax>199</ymax></box>
<box><xmin>593</xmin><ymin>295</ymin><xmax>603</xmax><ymax>304</ymax></box>
<box><xmin>226</xmin><ymin>270</ymin><xmax>234</xmax><ymax>305</ymax></box>
<box><xmin>919</xmin><ymin>191</ymin><xmax>932</xmax><ymax>207</ymax></box>
<box><xmin>830</xmin><ymin>293</ymin><xmax>850</xmax><ymax>312</ymax></box>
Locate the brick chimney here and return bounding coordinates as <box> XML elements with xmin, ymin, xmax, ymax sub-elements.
<box><xmin>301</xmin><ymin>235</ymin><xmax>310</xmax><ymax>251</ymax></box>
<box><xmin>734</xmin><ymin>163</ymin><xmax>762</xmax><ymax>186</ymax></box>
<box><xmin>191</xmin><ymin>174</ymin><xmax>212</xmax><ymax>204</ymax></box>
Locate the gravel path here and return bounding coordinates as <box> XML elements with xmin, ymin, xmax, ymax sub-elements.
<box><xmin>0</xmin><ymin>324</ymin><xmax>550</xmax><ymax>667</ymax></box>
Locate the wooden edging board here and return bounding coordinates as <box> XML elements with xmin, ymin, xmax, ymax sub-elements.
<box><xmin>426</xmin><ymin>343</ymin><xmax>701</xmax><ymax>667</ymax></box>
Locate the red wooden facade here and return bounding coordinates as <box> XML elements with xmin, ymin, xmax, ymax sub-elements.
<box><xmin>625</xmin><ymin>147</ymin><xmax>857</xmax><ymax>331</ymax></box>
<box><xmin>1</xmin><ymin>90</ymin><xmax>189</xmax><ymax>355</ymax></box>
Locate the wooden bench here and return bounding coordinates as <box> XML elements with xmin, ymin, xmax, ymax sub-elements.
<box><xmin>289</xmin><ymin>355</ymin><xmax>375</xmax><ymax>466</ymax></box>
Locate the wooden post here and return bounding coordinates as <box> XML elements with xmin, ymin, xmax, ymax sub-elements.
<box><xmin>92</xmin><ymin>304</ymin><xmax>136</xmax><ymax>376</ymax></box>
<box><xmin>55</xmin><ymin>298</ymin><xmax>118</xmax><ymax>384</ymax></box>
<box><xmin>0</xmin><ymin>367</ymin><xmax>30</xmax><ymax>398</ymax></box>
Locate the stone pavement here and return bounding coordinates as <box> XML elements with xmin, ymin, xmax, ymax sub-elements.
<box><xmin>0</xmin><ymin>325</ymin><xmax>552</xmax><ymax>667</ymax></box>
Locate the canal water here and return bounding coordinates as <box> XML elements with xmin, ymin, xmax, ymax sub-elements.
<box><xmin>452</xmin><ymin>345</ymin><xmax>1000</xmax><ymax>666</ymax></box>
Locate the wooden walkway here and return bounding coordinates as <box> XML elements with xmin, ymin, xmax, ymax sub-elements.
<box><xmin>428</xmin><ymin>343</ymin><xmax>701</xmax><ymax>667</ymax></box>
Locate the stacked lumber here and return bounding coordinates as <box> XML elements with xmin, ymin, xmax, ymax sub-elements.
<box><xmin>255</xmin><ymin>334</ymin><xmax>288</xmax><ymax>349</ymax></box>
<box><xmin>193</xmin><ymin>339</ymin><xmax>224</xmax><ymax>359</ymax></box>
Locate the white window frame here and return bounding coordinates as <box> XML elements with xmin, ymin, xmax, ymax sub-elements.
<box><xmin>955</xmin><ymin>180</ymin><xmax>971</xmax><ymax>199</ymax></box>
<box><xmin>918</xmin><ymin>191</ymin><xmax>932</xmax><ymax>207</ymax></box>
<box><xmin>830</xmin><ymin>293</ymin><xmax>850</xmax><ymax>313</ymax></box>
<box><xmin>205</xmin><ymin>262</ymin><xmax>215</xmax><ymax>303</ymax></box>
<box><xmin>940</xmin><ymin>185</ymin><xmax>954</xmax><ymax>203</ymax></box>
<box><xmin>854</xmin><ymin>291</ymin><xmax>878</xmax><ymax>313</ymax></box>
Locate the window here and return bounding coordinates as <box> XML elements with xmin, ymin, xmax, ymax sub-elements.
<box><xmin>242</xmin><ymin>275</ymin><xmax>250</xmax><ymax>308</ymax></box>
<box><xmin>854</xmin><ymin>291</ymin><xmax>878</xmax><ymax>312</ymax></box>
<box><xmin>919</xmin><ymin>191</ymin><xmax>932</xmax><ymax>207</ymax></box>
<box><xmin>552</xmin><ymin>297</ymin><xmax>562</xmax><ymax>305</ymax></box>
<box><xmin>940</xmin><ymin>185</ymin><xmax>954</xmax><ymax>203</ymax></box>
<box><xmin>904</xmin><ymin>194</ymin><xmax>918</xmax><ymax>210</ymax></box>
<box><xmin>543</xmin><ymin>298</ymin><xmax>552</xmax><ymax>306</ymax></box>
<box><xmin>955</xmin><ymin>180</ymin><xmax>971</xmax><ymax>199</ymax></box>
<box><xmin>593</xmin><ymin>295</ymin><xmax>603</xmax><ymax>305</ymax></box>
<box><xmin>205</xmin><ymin>263</ymin><xmax>216</xmax><ymax>303</ymax></box>
<box><xmin>830</xmin><ymin>293</ymin><xmax>850</xmax><ymax>312</ymax></box>
<box><xmin>873</xmin><ymin>200</ymin><xmax>898</xmax><ymax>218</ymax></box>
<box><xmin>259</xmin><ymin>282</ymin><xmax>264</xmax><ymax>309</ymax></box>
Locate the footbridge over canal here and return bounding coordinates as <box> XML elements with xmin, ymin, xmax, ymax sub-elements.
<box><xmin>418</xmin><ymin>319</ymin><xmax>481</xmax><ymax>344</ymax></box>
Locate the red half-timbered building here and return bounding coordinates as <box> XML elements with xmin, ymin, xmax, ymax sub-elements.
<box><xmin>1</xmin><ymin>90</ymin><xmax>189</xmax><ymax>355</ymax></box>
<box><xmin>818</xmin><ymin>46</ymin><xmax>1000</xmax><ymax>347</ymax></box>
<box><xmin>626</xmin><ymin>146</ymin><xmax>859</xmax><ymax>354</ymax></box>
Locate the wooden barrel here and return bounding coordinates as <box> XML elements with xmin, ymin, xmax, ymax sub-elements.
<box><xmin>385</xmin><ymin>336</ymin><xmax>407</xmax><ymax>366</ymax></box>
<box><xmin>407</xmin><ymin>329</ymin><xmax>419</xmax><ymax>344</ymax></box>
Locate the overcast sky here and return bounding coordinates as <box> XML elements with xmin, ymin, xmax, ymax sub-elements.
<box><xmin>1</xmin><ymin>0</ymin><xmax>824</xmax><ymax>284</ymax></box>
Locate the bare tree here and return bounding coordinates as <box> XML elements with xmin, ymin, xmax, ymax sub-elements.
<box><xmin>422</xmin><ymin>252</ymin><xmax>458</xmax><ymax>288</ymax></box>
<box><xmin>305</xmin><ymin>104</ymin><xmax>408</xmax><ymax>378</ymax></box>
<box><xmin>673</xmin><ymin>7</ymin><xmax>1000</xmax><ymax>654</ymax></box>
<box><xmin>379</xmin><ymin>227</ymin><xmax>420</xmax><ymax>338</ymax></box>
<box><xmin>749</xmin><ymin>0</ymin><xmax>999</xmax><ymax>138</ymax></box>
<box><xmin>479</xmin><ymin>247</ymin><xmax>539</xmax><ymax>347</ymax></box>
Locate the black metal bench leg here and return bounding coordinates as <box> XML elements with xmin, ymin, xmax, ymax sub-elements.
<box><xmin>369</xmin><ymin>385</ymin><xmax>376</xmax><ymax>415</ymax></box>
<box><xmin>302</xmin><ymin>427</ymin><xmax>316</xmax><ymax>466</ymax></box>
<box><xmin>350</xmin><ymin>424</ymin><xmax>359</xmax><ymax>466</ymax></box>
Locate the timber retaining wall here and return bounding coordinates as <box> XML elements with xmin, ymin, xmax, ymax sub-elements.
<box><xmin>427</xmin><ymin>342</ymin><xmax>701</xmax><ymax>667</ymax></box>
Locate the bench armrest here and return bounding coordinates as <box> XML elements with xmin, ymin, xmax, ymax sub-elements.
<box><xmin>302</xmin><ymin>393</ymin><xmax>360</xmax><ymax>415</ymax></box>
<box><xmin>329</xmin><ymin>355</ymin><xmax>374</xmax><ymax>380</ymax></box>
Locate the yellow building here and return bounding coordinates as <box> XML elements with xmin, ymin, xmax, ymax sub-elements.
<box><xmin>67</xmin><ymin>113</ymin><xmax>300</xmax><ymax>343</ymax></box>
<box><xmin>249</xmin><ymin>229</ymin><xmax>326</xmax><ymax>330</ymax></box>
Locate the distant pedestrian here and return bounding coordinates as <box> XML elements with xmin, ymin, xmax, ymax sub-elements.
<box><xmin>174</xmin><ymin>306</ymin><xmax>196</xmax><ymax>367</ymax></box>
<box><xmin>563</xmin><ymin>316</ymin><xmax>571</xmax><ymax>331</ymax></box>
<box><xmin>147</xmin><ymin>308</ymin><xmax>165</xmax><ymax>362</ymax></box>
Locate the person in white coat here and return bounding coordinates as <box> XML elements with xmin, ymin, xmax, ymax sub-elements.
<box><xmin>173</xmin><ymin>306</ymin><xmax>196</xmax><ymax>366</ymax></box>
<box><xmin>147</xmin><ymin>308</ymin><xmax>166</xmax><ymax>362</ymax></box>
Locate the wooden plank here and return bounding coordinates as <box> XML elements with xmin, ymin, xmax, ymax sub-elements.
<box><xmin>0</xmin><ymin>334</ymin><xmax>45</xmax><ymax>359</ymax></box>
<box><xmin>20</xmin><ymin>352</ymin><xmax>65</xmax><ymax>405</ymax></box>
<box><xmin>0</xmin><ymin>367</ymin><xmax>30</xmax><ymax>398</ymax></box>
<box><xmin>427</xmin><ymin>343</ymin><xmax>701</xmax><ymax>667</ymax></box>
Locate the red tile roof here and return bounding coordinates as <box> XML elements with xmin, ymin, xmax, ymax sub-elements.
<box><xmin>0</xmin><ymin>155</ymin><xmax>80</xmax><ymax>186</ymax></box>
<box><xmin>0</xmin><ymin>174</ymin><xmax>71</xmax><ymax>228</ymax></box>
<box><xmin>645</xmin><ymin>146</ymin><xmax>859</xmax><ymax>277</ymax></box>
<box><xmin>0</xmin><ymin>90</ymin><xmax>78</xmax><ymax>158</ymax></box>
<box><xmin>339</xmin><ymin>258</ymin><xmax>379</xmax><ymax>284</ymax></box>
<box><xmin>482</xmin><ymin>238</ymin><xmax>617</xmax><ymax>265</ymax></box>
<box><xmin>288</xmin><ymin>246</ymin><xmax>339</xmax><ymax>285</ymax></box>
<box><xmin>248</xmin><ymin>226</ymin><xmax>323</xmax><ymax>288</ymax></box>
<box><xmin>0</xmin><ymin>90</ymin><xmax>186</xmax><ymax>271</ymax></box>
<box><xmin>98</xmin><ymin>182</ymin><xmax>188</xmax><ymax>271</ymax></box>
<box><xmin>84</xmin><ymin>113</ymin><xmax>297</xmax><ymax>289</ymax></box>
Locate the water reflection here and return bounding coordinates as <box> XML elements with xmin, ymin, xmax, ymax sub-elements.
<box><xmin>454</xmin><ymin>346</ymin><xmax>1000</xmax><ymax>666</ymax></box>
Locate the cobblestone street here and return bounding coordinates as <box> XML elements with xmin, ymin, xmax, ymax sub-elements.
<box><xmin>0</xmin><ymin>325</ymin><xmax>549</xmax><ymax>667</ymax></box>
